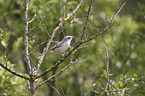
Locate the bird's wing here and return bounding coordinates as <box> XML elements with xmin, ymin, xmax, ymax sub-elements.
<box><xmin>49</xmin><ymin>42</ymin><xmax>61</xmax><ymax>50</ymax></box>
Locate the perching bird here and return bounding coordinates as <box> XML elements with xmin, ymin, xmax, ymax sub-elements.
<box><xmin>39</xmin><ymin>36</ymin><xmax>74</xmax><ymax>56</ymax></box>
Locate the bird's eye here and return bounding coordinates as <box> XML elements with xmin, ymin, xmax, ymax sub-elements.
<box><xmin>68</xmin><ymin>37</ymin><xmax>71</xmax><ymax>39</ymax></box>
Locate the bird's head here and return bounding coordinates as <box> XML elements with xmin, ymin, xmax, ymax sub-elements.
<box><xmin>62</xmin><ymin>36</ymin><xmax>74</xmax><ymax>43</ymax></box>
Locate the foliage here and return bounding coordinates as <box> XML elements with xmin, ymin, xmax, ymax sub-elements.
<box><xmin>0</xmin><ymin>0</ymin><xmax>145</xmax><ymax>95</ymax></box>
<box><xmin>0</xmin><ymin>57</ymin><xmax>28</xmax><ymax>95</ymax></box>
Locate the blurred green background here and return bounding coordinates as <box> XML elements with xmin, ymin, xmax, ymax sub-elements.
<box><xmin>0</xmin><ymin>0</ymin><xmax>145</xmax><ymax>95</ymax></box>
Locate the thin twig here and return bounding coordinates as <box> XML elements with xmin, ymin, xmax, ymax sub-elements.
<box><xmin>60</xmin><ymin>88</ymin><xmax>65</xmax><ymax>96</ymax></box>
<box><xmin>47</xmin><ymin>82</ymin><xmax>61</xmax><ymax>96</ymax></box>
<box><xmin>82</xmin><ymin>2</ymin><xmax>126</xmax><ymax>43</ymax></box>
<box><xmin>104</xmin><ymin>43</ymin><xmax>110</xmax><ymax>95</ymax></box>
<box><xmin>107</xmin><ymin>2</ymin><xmax>126</xmax><ymax>26</ymax></box>
<box><xmin>17</xmin><ymin>1</ymin><xmax>24</xmax><ymax>9</ymax></box>
<box><xmin>36</xmin><ymin>59</ymin><xmax>77</xmax><ymax>88</ymax></box>
<box><xmin>42</xmin><ymin>23</ymin><xmax>51</xmax><ymax>37</ymax></box>
<box><xmin>29</xmin><ymin>23</ymin><xmax>42</xmax><ymax>33</ymax></box>
<box><xmin>28</xmin><ymin>13</ymin><xmax>37</xmax><ymax>23</ymax></box>
<box><xmin>61</xmin><ymin>0</ymin><xmax>66</xmax><ymax>35</ymax></box>
<box><xmin>29</xmin><ymin>40</ymin><xmax>48</xmax><ymax>55</ymax></box>
<box><xmin>81</xmin><ymin>0</ymin><xmax>93</xmax><ymax>40</ymax></box>
<box><xmin>29</xmin><ymin>1</ymin><xmax>59</xmax><ymax>33</ymax></box>
<box><xmin>84</xmin><ymin>18</ymin><xmax>100</xmax><ymax>33</ymax></box>
<box><xmin>77</xmin><ymin>44</ymin><xmax>94</xmax><ymax>50</ymax></box>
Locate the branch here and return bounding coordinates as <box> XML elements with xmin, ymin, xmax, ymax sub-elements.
<box><xmin>36</xmin><ymin>58</ymin><xmax>78</xmax><ymax>88</ymax></box>
<box><xmin>82</xmin><ymin>2</ymin><xmax>126</xmax><ymax>43</ymax></box>
<box><xmin>61</xmin><ymin>0</ymin><xmax>66</xmax><ymax>35</ymax></box>
<box><xmin>35</xmin><ymin>2</ymin><xmax>126</xmax><ymax>79</ymax></box>
<box><xmin>29</xmin><ymin>1</ymin><xmax>59</xmax><ymax>33</ymax></box>
<box><xmin>104</xmin><ymin>43</ymin><xmax>110</xmax><ymax>95</ymax></box>
<box><xmin>28</xmin><ymin>13</ymin><xmax>37</xmax><ymax>23</ymax></box>
<box><xmin>34</xmin><ymin>0</ymin><xmax>84</xmax><ymax>75</ymax></box>
<box><xmin>81</xmin><ymin>0</ymin><xmax>93</xmax><ymax>40</ymax></box>
<box><xmin>36</xmin><ymin>41</ymin><xmax>81</xmax><ymax>79</ymax></box>
<box><xmin>29</xmin><ymin>40</ymin><xmax>48</xmax><ymax>55</ymax></box>
<box><xmin>107</xmin><ymin>2</ymin><xmax>126</xmax><ymax>25</ymax></box>
<box><xmin>24</xmin><ymin>0</ymin><xmax>36</xmax><ymax>95</ymax></box>
<box><xmin>46</xmin><ymin>82</ymin><xmax>61</xmax><ymax>96</ymax></box>
<box><xmin>0</xmin><ymin>62</ymin><xmax>28</xmax><ymax>80</ymax></box>
<box><xmin>24</xmin><ymin>0</ymin><xmax>31</xmax><ymax>75</ymax></box>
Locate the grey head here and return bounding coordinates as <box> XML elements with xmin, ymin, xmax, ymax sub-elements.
<box><xmin>61</xmin><ymin>36</ymin><xmax>74</xmax><ymax>43</ymax></box>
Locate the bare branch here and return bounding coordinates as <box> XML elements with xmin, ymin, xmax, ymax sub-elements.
<box><xmin>47</xmin><ymin>82</ymin><xmax>61</xmax><ymax>96</ymax></box>
<box><xmin>17</xmin><ymin>1</ymin><xmax>24</xmax><ymax>9</ymax></box>
<box><xmin>34</xmin><ymin>0</ymin><xmax>84</xmax><ymax>75</ymax></box>
<box><xmin>29</xmin><ymin>40</ymin><xmax>48</xmax><ymax>55</ymax></box>
<box><xmin>36</xmin><ymin>58</ymin><xmax>78</xmax><ymax>88</ymax></box>
<box><xmin>24</xmin><ymin>0</ymin><xmax>35</xmax><ymax>95</ymax></box>
<box><xmin>108</xmin><ymin>2</ymin><xmax>126</xmax><ymax>25</ymax></box>
<box><xmin>29</xmin><ymin>0</ymin><xmax>60</xmax><ymax>33</ymax></box>
<box><xmin>84</xmin><ymin>18</ymin><xmax>100</xmax><ymax>33</ymax></box>
<box><xmin>61</xmin><ymin>0</ymin><xmax>66</xmax><ymax>35</ymax></box>
<box><xmin>24</xmin><ymin>0</ymin><xmax>31</xmax><ymax>75</ymax></box>
<box><xmin>42</xmin><ymin>23</ymin><xmax>51</xmax><ymax>37</ymax></box>
<box><xmin>28</xmin><ymin>13</ymin><xmax>37</xmax><ymax>23</ymax></box>
<box><xmin>83</xmin><ymin>2</ymin><xmax>126</xmax><ymax>43</ymax></box>
<box><xmin>77</xmin><ymin>44</ymin><xmax>94</xmax><ymax>50</ymax></box>
<box><xmin>81</xmin><ymin>0</ymin><xmax>93</xmax><ymax>40</ymax></box>
<box><xmin>0</xmin><ymin>62</ymin><xmax>28</xmax><ymax>80</ymax></box>
<box><xmin>104</xmin><ymin>43</ymin><xmax>110</xmax><ymax>95</ymax></box>
<box><xmin>66</xmin><ymin>0</ymin><xmax>84</xmax><ymax>20</ymax></box>
<box><xmin>35</xmin><ymin>2</ymin><xmax>126</xmax><ymax>79</ymax></box>
<box><xmin>29</xmin><ymin>23</ymin><xmax>42</xmax><ymax>33</ymax></box>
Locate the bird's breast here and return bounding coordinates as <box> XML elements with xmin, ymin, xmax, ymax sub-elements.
<box><xmin>53</xmin><ymin>42</ymin><xmax>70</xmax><ymax>53</ymax></box>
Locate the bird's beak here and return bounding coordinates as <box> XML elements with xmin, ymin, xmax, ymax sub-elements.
<box><xmin>72</xmin><ymin>36</ymin><xmax>75</xmax><ymax>38</ymax></box>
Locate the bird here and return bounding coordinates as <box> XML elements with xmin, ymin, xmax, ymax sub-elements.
<box><xmin>40</xmin><ymin>36</ymin><xmax>74</xmax><ymax>56</ymax></box>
